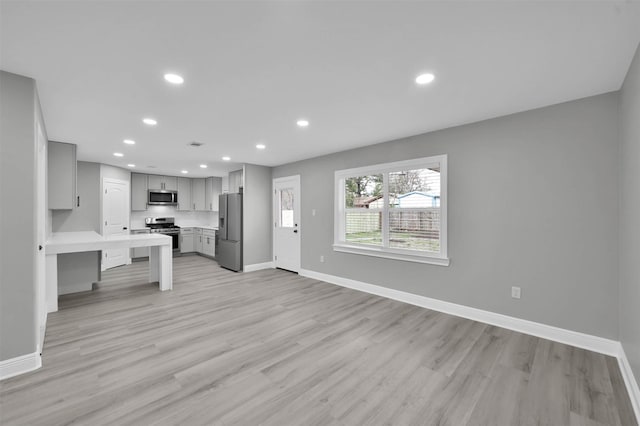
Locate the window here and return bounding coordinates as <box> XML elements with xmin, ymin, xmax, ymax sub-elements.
<box><xmin>334</xmin><ymin>155</ymin><xmax>448</xmax><ymax>266</ymax></box>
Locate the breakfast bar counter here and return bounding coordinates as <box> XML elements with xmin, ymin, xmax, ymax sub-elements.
<box><xmin>45</xmin><ymin>231</ymin><xmax>173</xmax><ymax>312</ymax></box>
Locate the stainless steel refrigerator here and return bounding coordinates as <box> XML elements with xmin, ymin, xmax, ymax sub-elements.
<box><xmin>218</xmin><ymin>193</ymin><xmax>242</xmax><ymax>271</ymax></box>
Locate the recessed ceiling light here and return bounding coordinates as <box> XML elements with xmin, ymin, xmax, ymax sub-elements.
<box><xmin>222</xmin><ymin>156</ymin><xmax>231</xmax><ymax>161</ymax></box>
<box><xmin>200</xmin><ymin>164</ymin><xmax>208</xmax><ymax>168</ymax></box>
<box><xmin>123</xmin><ymin>139</ymin><xmax>135</xmax><ymax>145</ymax></box>
<box><xmin>164</xmin><ymin>73</ymin><xmax>184</xmax><ymax>84</ymax></box>
<box><xmin>415</xmin><ymin>73</ymin><xmax>435</xmax><ymax>85</ymax></box>
<box><xmin>143</xmin><ymin>118</ymin><xmax>157</xmax><ymax>126</ymax></box>
<box><xmin>181</xmin><ymin>170</ymin><xmax>188</xmax><ymax>174</ymax></box>
<box><xmin>127</xmin><ymin>164</ymin><xmax>136</xmax><ymax>168</ymax></box>
<box><xmin>297</xmin><ymin>119</ymin><xmax>309</xmax><ymax>127</ymax></box>
<box><xmin>113</xmin><ymin>152</ymin><xmax>124</xmax><ymax>157</ymax></box>
<box><xmin>256</xmin><ymin>144</ymin><xmax>266</xmax><ymax>150</ymax></box>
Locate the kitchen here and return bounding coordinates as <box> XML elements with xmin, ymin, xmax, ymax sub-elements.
<box><xmin>129</xmin><ymin>170</ymin><xmax>243</xmax><ymax>272</ymax></box>
<box><xmin>47</xmin><ymin>141</ymin><xmax>273</xmax><ymax>302</ymax></box>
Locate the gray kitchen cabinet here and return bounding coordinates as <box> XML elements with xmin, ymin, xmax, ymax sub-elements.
<box><xmin>195</xmin><ymin>228</ymin><xmax>203</xmax><ymax>252</ymax></box>
<box><xmin>148</xmin><ymin>175</ymin><xmax>177</xmax><ymax>191</ymax></box>
<box><xmin>164</xmin><ymin>176</ymin><xmax>178</xmax><ymax>191</ymax></box>
<box><xmin>192</xmin><ymin>178</ymin><xmax>206</xmax><ymax>211</ymax></box>
<box><xmin>48</xmin><ymin>141</ymin><xmax>77</xmax><ymax>210</ymax></box>
<box><xmin>131</xmin><ymin>173</ymin><xmax>148</xmax><ymax>211</ymax></box>
<box><xmin>205</xmin><ymin>177</ymin><xmax>222</xmax><ymax>211</ymax></box>
<box><xmin>221</xmin><ymin>175</ymin><xmax>229</xmax><ymax>193</ymax></box>
<box><xmin>228</xmin><ymin>169</ymin><xmax>243</xmax><ymax>193</ymax></box>
<box><xmin>180</xmin><ymin>228</ymin><xmax>194</xmax><ymax>253</ymax></box>
<box><xmin>147</xmin><ymin>175</ymin><xmax>164</xmax><ymax>190</ymax></box>
<box><xmin>177</xmin><ymin>177</ymin><xmax>192</xmax><ymax>211</ymax></box>
<box><xmin>202</xmin><ymin>229</ymin><xmax>216</xmax><ymax>257</ymax></box>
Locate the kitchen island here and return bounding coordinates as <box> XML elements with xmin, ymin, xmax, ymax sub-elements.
<box><xmin>46</xmin><ymin>231</ymin><xmax>172</xmax><ymax>312</ymax></box>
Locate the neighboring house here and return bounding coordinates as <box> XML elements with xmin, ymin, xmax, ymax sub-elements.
<box><xmin>353</xmin><ymin>195</ymin><xmax>383</xmax><ymax>208</ymax></box>
<box><xmin>396</xmin><ymin>191</ymin><xmax>440</xmax><ymax>208</ymax></box>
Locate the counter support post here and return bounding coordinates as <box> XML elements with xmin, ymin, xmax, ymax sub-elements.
<box><xmin>149</xmin><ymin>245</ymin><xmax>172</xmax><ymax>291</ymax></box>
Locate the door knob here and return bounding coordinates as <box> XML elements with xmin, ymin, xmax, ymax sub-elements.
<box><xmin>38</xmin><ymin>245</ymin><xmax>43</xmax><ymax>251</ymax></box>
<box><xmin>293</xmin><ymin>229</ymin><xmax>298</xmax><ymax>233</ymax></box>
<box><xmin>123</xmin><ymin>227</ymin><xmax>128</xmax><ymax>230</ymax></box>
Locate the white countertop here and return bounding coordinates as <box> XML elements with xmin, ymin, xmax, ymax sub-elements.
<box><xmin>178</xmin><ymin>225</ymin><xmax>218</xmax><ymax>231</ymax></box>
<box><xmin>46</xmin><ymin>231</ymin><xmax>171</xmax><ymax>255</ymax></box>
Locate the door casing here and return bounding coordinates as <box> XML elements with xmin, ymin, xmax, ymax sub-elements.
<box><xmin>272</xmin><ymin>175</ymin><xmax>301</xmax><ymax>272</ymax></box>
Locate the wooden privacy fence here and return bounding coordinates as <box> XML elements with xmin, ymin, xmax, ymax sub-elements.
<box><xmin>346</xmin><ymin>208</ymin><xmax>440</xmax><ymax>239</ymax></box>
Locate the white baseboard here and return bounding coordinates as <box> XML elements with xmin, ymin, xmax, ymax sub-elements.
<box><xmin>0</xmin><ymin>352</ymin><xmax>42</xmax><ymax>381</ymax></box>
<box><xmin>298</xmin><ymin>269</ymin><xmax>620</xmax><ymax>356</ymax></box>
<box><xmin>244</xmin><ymin>262</ymin><xmax>275</xmax><ymax>273</ymax></box>
<box><xmin>618</xmin><ymin>344</ymin><xmax>640</xmax><ymax>422</ymax></box>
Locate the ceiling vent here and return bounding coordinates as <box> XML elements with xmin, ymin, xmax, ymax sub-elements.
<box><xmin>189</xmin><ymin>141</ymin><xmax>204</xmax><ymax>147</ymax></box>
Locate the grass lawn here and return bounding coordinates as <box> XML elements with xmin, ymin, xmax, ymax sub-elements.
<box><xmin>346</xmin><ymin>231</ymin><xmax>439</xmax><ymax>252</ymax></box>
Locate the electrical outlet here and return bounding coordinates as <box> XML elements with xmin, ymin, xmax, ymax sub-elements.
<box><xmin>511</xmin><ymin>286</ymin><xmax>521</xmax><ymax>299</ymax></box>
<box><xmin>320</xmin><ymin>255</ymin><xmax>325</xmax><ymax>263</ymax></box>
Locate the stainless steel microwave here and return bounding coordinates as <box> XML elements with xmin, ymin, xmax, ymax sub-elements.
<box><xmin>148</xmin><ymin>190</ymin><xmax>178</xmax><ymax>205</ymax></box>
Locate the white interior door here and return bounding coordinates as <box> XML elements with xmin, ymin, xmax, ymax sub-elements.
<box><xmin>273</xmin><ymin>175</ymin><xmax>301</xmax><ymax>272</ymax></box>
<box><xmin>36</xmin><ymin>122</ymin><xmax>47</xmax><ymax>352</ymax></box>
<box><xmin>102</xmin><ymin>178</ymin><xmax>130</xmax><ymax>270</ymax></box>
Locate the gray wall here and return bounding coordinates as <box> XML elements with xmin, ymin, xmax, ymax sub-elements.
<box><xmin>619</xmin><ymin>44</ymin><xmax>640</xmax><ymax>380</ymax></box>
<box><xmin>53</xmin><ymin>162</ymin><xmax>131</xmax><ymax>233</ymax></box>
<box><xmin>243</xmin><ymin>164</ymin><xmax>273</xmax><ymax>266</ymax></box>
<box><xmin>52</xmin><ymin>161</ymin><xmax>101</xmax><ymax>232</ymax></box>
<box><xmin>0</xmin><ymin>71</ymin><xmax>38</xmax><ymax>361</ymax></box>
<box><xmin>274</xmin><ymin>92</ymin><xmax>620</xmax><ymax>339</ymax></box>
<box><xmin>101</xmin><ymin>163</ymin><xmax>130</xmax><ymax>183</ymax></box>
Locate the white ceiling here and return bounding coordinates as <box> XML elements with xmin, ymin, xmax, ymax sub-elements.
<box><xmin>2</xmin><ymin>1</ymin><xmax>639</xmax><ymax>178</ymax></box>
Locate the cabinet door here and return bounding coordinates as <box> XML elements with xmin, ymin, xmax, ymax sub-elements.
<box><xmin>131</xmin><ymin>173</ymin><xmax>148</xmax><ymax>211</ymax></box>
<box><xmin>228</xmin><ymin>169</ymin><xmax>243</xmax><ymax>193</ymax></box>
<box><xmin>221</xmin><ymin>175</ymin><xmax>229</xmax><ymax>193</ymax></box>
<box><xmin>48</xmin><ymin>141</ymin><xmax>77</xmax><ymax>210</ymax></box>
<box><xmin>211</xmin><ymin>177</ymin><xmax>221</xmax><ymax>211</ymax></box>
<box><xmin>192</xmin><ymin>179</ymin><xmax>206</xmax><ymax>210</ymax></box>
<box><xmin>195</xmin><ymin>232</ymin><xmax>203</xmax><ymax>253</ymax></box>
<box><xmin>148</xmin><ymin>175</ymin><xmax>164</xmax><ymax>190</ymax></box>
<box><xmin>205</xmin><ymin>178</ymin><xmax>214</xmax><ymax>211</ymax></box>
<box><xmin>203</xmin><ymin>233</ymin><xmax>215</xmax><ymax>256</ymax></box>
<box><xmin>180</xmin><ymin>233</ymin><xmax>194</xmax><ymax>253</ymax></box>
<box><xmin>177</xmin><ymin>177</ymin><xmax>192</xmax><ymax>211</ymax></box>
<box><xmin>205</xmin><ymin>177</ymin><xmax>222</xmax><ymax>211</ymax></box>
<box><xmin>163</xmin><ymin>176</ymin><xmax>178</xmax><ymax>191</ymax></box>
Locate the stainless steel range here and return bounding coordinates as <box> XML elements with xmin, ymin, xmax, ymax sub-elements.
<box><xmin>145</xmin><ymin>217</ymin><xmax>180</xmax><ymax>252</ymax></box>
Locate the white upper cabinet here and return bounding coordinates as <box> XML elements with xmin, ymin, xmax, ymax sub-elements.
<box><xmin>48</xmin><ymin>141</ymin><xmax>77</xmax><ymax>210</ymax></box>
<box><xmin>164</xmin><ymin>176</ymin><xmax>178</xmax><ymax>191</ymax></box>
<box><xmin>131</xmin><ymin>173</ymin><xmax>148</xmax><ymax>211</ymax></box>
<box><xmin>205</xmin><ymin>177</ymin><xmax>222</xmax><ymax>211</ymax></box>
<box><xmin>192</xmin><ymin>178</ymin><xmax>206</xmax><ymax>211</ymax></box>
<box><xmin>147</xmin><ymin>175</ymin><xmax>163</xmax><ymax>190</ymax></box>
<box><xmin>177</xmin><ymin>177</ymin><xmax>192</xmax><ymax>211</ymax></box>
<box><xmin>148</xmin><ymin>175</ymin><xmax>177</xmax><ymax>191</ymax></box>
<box><xmin>228</xmin><ymin>169</ymin><xmax>243</xmax><ymax>193</ymax></box>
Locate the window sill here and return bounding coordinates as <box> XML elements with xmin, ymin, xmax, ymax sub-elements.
<box><xmin>332</xmin><ymin>244</ymin><xmax>450</xmax><ymax>266</ymax></box>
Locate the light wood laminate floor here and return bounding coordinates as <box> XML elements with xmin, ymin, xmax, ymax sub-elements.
<box><xmin>1</xmin><ymin>255</ymin><xmax>637</xmax><ymax>425</ymax></box>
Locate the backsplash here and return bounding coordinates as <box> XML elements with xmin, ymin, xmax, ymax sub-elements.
<box><xmin>131</xmin><ymin>206</ymin><xmax>218</xmax><ymax>229</ymax></box>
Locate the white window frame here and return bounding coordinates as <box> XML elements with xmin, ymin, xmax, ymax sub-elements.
<box><xmin>333</xmin><ymin>154</ymin><xmax>449</xmax><ymax>266</ymax></box>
